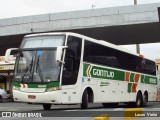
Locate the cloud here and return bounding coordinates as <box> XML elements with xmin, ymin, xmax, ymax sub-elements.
<box><xmin>0</xmin><ymin>0</ymin><xmax>48</xmax><ymax>18</ymax></box>
<box><xmin>140</xmin><ymin>43</ymin><xmax>160</xmax><ymax>60</ymax></box>
<box><xmin>0</xmin><ymin>0</ymin><xmax>160</xmax><ymax>18</ymax></box>
<box><xmin>121</xmin><ymin>43</ymin><xmax>160</xmax><ymax>60</ymax></box>
<box><xmin>139</xmin><ymin>0</ymin><xmax>160</xmax><ymax>4</ymax></box>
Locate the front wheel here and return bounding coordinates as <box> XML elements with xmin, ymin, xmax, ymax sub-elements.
<box><xmin>43</xmin><ymin>104</ymin><xmax>51</xmax><ymax>110</ymax></box>
<box><xmin>81</xmin><ymin>89</ymin><xmax>88</xmax><ymax>109</ymax></box>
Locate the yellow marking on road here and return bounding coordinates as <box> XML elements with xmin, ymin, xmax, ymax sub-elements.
<box><xmin>94</xmin><ymin>114</ymin><xmax>110</xmax><ymax>120</ymax></box>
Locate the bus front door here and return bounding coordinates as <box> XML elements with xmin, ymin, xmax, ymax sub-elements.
<box><xmin>61</xmin><ymin>36</ymin><xmax>82</xmax><ymax>104</ymax></box>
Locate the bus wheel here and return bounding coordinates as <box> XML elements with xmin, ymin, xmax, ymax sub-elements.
<box><xmin>142</xmin><ymin>92</ymin><xmax>148</xmax><ymax>107</ymax></box>
<box><xmin>81</xmin><ymin>89</ymin><xmax>88</xmax><ymax>109</ymax></box>
<box><xmin>43</xmin><ymin>104</ymin><xmax>51</xmax><ymax>110</ymax></box>
<box><xmin>135</xmin><ymin>92</ymin><xmax>143</xmax><ymax>107</ymax></box>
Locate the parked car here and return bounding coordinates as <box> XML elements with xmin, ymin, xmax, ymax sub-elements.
<box><xmin>0</xmin><ymin>88</ymin><xmax>8</xmax><ymax>102</ymax></box>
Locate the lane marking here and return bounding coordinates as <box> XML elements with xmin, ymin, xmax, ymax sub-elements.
<box><xmin>114</xmin><ymin>108</ymin><xmax>124</xmax><ymax>111</ymax></box>
<box><xmin>94</xmin><ymin>114</ymin><xmax>110</xmax><ymax>120</ymax></box>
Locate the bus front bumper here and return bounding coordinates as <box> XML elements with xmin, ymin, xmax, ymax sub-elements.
<box><xmin>13</xmin><ymin>90</ymin><xmax>62</xmax><ymax>104</ymax></box>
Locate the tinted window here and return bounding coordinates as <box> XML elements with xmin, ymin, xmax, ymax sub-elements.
<box><xmin>83</xmin><ymin>40</ymin><xmax>156</xmax><ymax>76</ymax></box>
<box><xmin>83</xmin><ymin>40</ymin><xmax>120</xmax><ymax>68</ymax></box>
<box><xmin>62</xmin><ymin>36</ymin><xmax>82</xmax><ymax>85</ymax></box>
<box><xmin>142</xmin><ymin>59</ymin><xmax>156</xmax><ymax>75</ymax></box>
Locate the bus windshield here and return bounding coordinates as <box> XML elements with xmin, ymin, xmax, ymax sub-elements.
<box><xmin>14</xmin><ymin>35</ymin><xmax>65</xmax><ymax>83</ymax></box>
<box><xmin>20</xmin><ymin>35</ymin><xmax>65</xmax><ymax>48</ymax></box>
<box><xmin>14</xmin><ymin>49</ymin><xmax>61</xmax><ymax>83</ymax></box>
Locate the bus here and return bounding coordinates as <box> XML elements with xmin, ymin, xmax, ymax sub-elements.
<box><xmin>10</xmin><ymin>32</ymin><xmax>158</xmax><ymax>110</ymax></box>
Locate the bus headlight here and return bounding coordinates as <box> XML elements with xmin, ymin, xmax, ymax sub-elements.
<box><xmin>13</xmin><ymin>86</ymin><xmax>20</xmax><ymax>91</ymax></box>
<box><xmin>46</xmin><ymin>87</ymin><xmax>61</xmax><ymax>92</ymax></box>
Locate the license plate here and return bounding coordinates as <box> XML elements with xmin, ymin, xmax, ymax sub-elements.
<box><xmin>28</xmin><ymin>95</ymin><xmax>36</xmax><ymax>99</ymax></box>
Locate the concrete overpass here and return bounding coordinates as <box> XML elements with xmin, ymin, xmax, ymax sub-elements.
<box><xmin>0</xmin><ymin>3</ymin><xmax>160</xmax><ymax>55</ymax></box>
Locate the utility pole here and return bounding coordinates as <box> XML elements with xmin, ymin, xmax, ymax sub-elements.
<box><xmin>134</xmin><ymin>0</ymin><xmax>137</xmax><ymax>5</ymax></box>
<box><xmin>92</xmin><ymin>5</ymin><xmax>96</xmax><ymax>9</ymax></box>
<box><xmin>134</xmin><ymin>0</ymin><xmax>140</xmax><ymax>54</ymax></box>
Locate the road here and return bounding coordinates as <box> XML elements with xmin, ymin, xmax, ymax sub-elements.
<box><xmin>0</xmin><ymin>102</ymin><xmax>160</xmax><ymax>120</ymax></box>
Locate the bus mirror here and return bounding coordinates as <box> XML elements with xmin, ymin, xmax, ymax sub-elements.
<box><xmin>5</xmin><ymin>48</ymin><xmax>18</xmax><ymax>63</ymax></box>
<box><xmin>56</xmin><ymin>46</ymin><xmax>68</xmax><ymax>64</ymax></box>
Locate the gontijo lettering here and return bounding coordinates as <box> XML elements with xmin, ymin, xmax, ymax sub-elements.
<box><xmin>93</xmin><ymin>68</ymin><xmax>114</xmax><ymax>78</ymax></box>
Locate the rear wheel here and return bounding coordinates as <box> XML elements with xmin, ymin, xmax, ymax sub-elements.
<box><xmin>81</xmin><ymin>89</ymin><xmax>88</xmax><ymax>109</ymax></box>
<box><xmin>142</xmin><ymin>93</ymin><xmax>148</xmax><ymax>107</ymax></box>
<box><xmin>43</xmin><ymin>104</ymin><xmax>51</xmax><ymax>110</ymax></box>
<box><xmin>135</xmin><ymin>92</ymin><xmax>143</xmax><ymax>107</ymax></box>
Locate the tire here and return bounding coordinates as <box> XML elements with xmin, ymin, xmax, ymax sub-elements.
<box><xmin>142</xmin><ymin>93</ymin><xmax>148</xmax><ymax>107</ymax></box>
<box><xmin>135</xmin><ymin>92</ymin><xmax>143</xmax><ymax>107</ymax></box>
<box><xmin>43</xmin><ymin>104</ymin><xmax>51</xmax><ymax>110</ymax></box>
<box><xmin>81</xmin><ymin>89</ymin><xmax>88</xmax><ymax>109</ymax></box>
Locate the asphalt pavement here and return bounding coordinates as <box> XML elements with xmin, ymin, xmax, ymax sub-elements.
<box><xmin>0</xmin><ymin>102</ymin><xmax>160</xmax><ymax>120</ymax></box>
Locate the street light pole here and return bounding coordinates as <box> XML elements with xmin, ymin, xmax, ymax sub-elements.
<box><xmin>134</xmin><ymin>0</ymin><xmax>140</xmax><ymax>54</ymax></box>
<box><xmin>134</xmin><ymin>0</ymin><xmax>137</xmax><ymax>5</ymax></box>
<box><xmin>92</xmin><ymin>5</ymin><xmax>96</xmax><ymax>9</ymax></box>
<box><xmin>136</xmin><ymin>44</ymin><xmax>140</xmax><ymax>54</ymax></box>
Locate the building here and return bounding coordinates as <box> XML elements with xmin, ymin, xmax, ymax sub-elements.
<box><xmin>156</xmin><ymin>59</ymin><xmax>160</xmax><ymax>71</ymax></box>
<box><xmin>156</xmin><ymin>59</ymin><xmax>160</xmax><ymax>101</ymax></box>
<box><xmin>156</xmin><ymin>59</ymin><xmax>160</xmax><ymax>79</ymax></box>
<box><xmin>0</xmin><ymin>56</ymin><xmax>15</xmax><ymax>94</ymax></box>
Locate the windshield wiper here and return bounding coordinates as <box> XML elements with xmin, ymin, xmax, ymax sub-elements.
<box><xmin>35</xmin><ymin>56</ymin><xmax>44</xmax><ymax>83</ymax></box>
<box><xmin>21</xmin><ymin>56</ymin><xmax>34</xmax><ymax>83</ymax></box>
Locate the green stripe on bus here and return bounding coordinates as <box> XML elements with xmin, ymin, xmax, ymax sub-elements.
<box><xmin>13</xmin><ymin>81</ymin><xmax>60</xmax><ymax>88</ymax></box>
<box><xmin>85</xmin><ymin>64</ymin><xmax>125</xmax><ymax>81</ymax></box>
<box><xmin>83</xmin><ymin>63</ymin><xmax>157</xmax><ymax>85</ymax></box>
<box><xmin>128</xmin><ymin>83</ymin><xmax>132</xmax><ymax>93</ymax></box>
<box><xmin>13</xmin><ymin>81</ymin><xmax>21</xmax><ymax>87</ymax></box>
<box><xmin>83</xmin><ymin>64</ymin><xmax>90</xmax><ymax>77</ymax></box>
<box><xmin>143</xmin><ymin>76</ymin><xmax>157</xmax><ymax>85</ymax></box>
<box><xmin>130</xmin><ymin>73</ymin><xmax>135</xmax><ymax>82</ymax></box>
<box><xmin>47</xmin><ymin>82</ymin><xmax>60</xmax><ymax>88</ymax></box>
<box><xmin>141</xmin><ymin>75</ymin><xmax>145</xmax><ymax>83</ymax></box>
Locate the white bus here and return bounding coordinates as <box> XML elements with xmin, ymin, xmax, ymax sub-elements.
<box><xmin>11</xmin><ymin>32</ymin><xmax>158</xmax><ymax>110</ymax></box>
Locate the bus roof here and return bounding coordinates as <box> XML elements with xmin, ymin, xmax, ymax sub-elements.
<box><xmin>24</xmin><ymin>32</ymin><xmax>154</xmax><ymax>61</ymax></box>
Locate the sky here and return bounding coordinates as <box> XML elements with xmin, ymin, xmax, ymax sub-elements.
<box><xmin>0</xmin><ymin>0</ymin><xmax>160</xmax><ymax>60</ymax></box>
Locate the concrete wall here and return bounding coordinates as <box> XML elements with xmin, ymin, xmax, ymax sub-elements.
<box><xmin>0</xmin><ymin>3</ymin><xmax>159</xmax><ymax>36</ymax></box>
